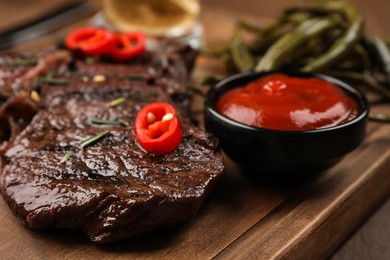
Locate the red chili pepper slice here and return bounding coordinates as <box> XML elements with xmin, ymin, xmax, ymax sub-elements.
<box><xmin>65</xmin><ymin>27</ymin><xmax>115</xmax><ymax>56</ymax></box>
<box><xmin>109</xmin><ymin>32</ymin><xmax>146</xmax><ymax>61</ymax></box>
<box><xmin>134</xmin><ymin>102</ymin><xmax>182</xmax><ymax>155</ymax></box>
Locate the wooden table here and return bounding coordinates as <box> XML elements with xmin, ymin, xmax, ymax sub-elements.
<box><xmin>0</xmin><ymin>0</ymin><xmax>389</xmax><ymax>259</ymax></box>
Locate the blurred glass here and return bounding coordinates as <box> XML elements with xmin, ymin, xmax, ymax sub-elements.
<box><xmin>99</xmin><ymin>0</ymin><xmax>203</xmax><ymax>47</ymax></box>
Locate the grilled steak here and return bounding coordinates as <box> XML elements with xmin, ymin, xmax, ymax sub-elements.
<box><xmin>0</xmin><ymin>49</ymin><xmax>71</xmax><ymax>142</ymax></box>
<box><xmin>0</xmin><ymin>47</ymin><xmax>224</xmax><ymax>243</ymax></box>
<box><xmin>0</xmin><ymin>49</ymin><xmax>71</xmax><ymax>98</ymax></box>
<box><xmin>0</xmin><ymin>45</ymin><xmax>195</xmax><ymax>143</ymax></box>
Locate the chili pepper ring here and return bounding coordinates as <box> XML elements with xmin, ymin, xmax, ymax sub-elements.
<box><xmin>65</xmin><ymin>27</ymin><xmax>146</xmax><ymax>61</ymax></box>
<box><xmin>134</xmin><ymin>102</ymin><xmax>183</xmax><ymax>155</ymax></box>
<box><xmin>109</xmin><ymin>32</ymin><xmax>146</xmax><ymax>61</ymax></box>
<box><xmin>65</xmin><ymin>27</ymin><xmax>115</xmax><ymax>56</ymax></box>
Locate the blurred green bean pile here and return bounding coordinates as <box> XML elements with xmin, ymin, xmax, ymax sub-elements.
<box><xmin>201</xmin><ymin>1</ymin><xmax>390</xmax><ymax>122</ymax></box>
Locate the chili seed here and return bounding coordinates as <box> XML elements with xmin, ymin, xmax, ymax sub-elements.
<box><xmin>30</xmin><ymin>90</ymin><xmax>41</xmax><ymax>102</ymax></box>
<box><xmin>147</xmin><ymin>112</ymin><xmax>156</xmax><ymax>123</ymax></box>
<box><xmin>93</xmin><ymin>75</ymin><xmax>106</xmax><ymax>82</ymax></box>
<box><xmin>81</xmin><ymin>75</ymin><xmax>90</xmax><ymax>83</ymax></box>
<box><xmin>162</xmin><ymin>113</ymin><xmax>174</xmax><ymax>122</ymax></box>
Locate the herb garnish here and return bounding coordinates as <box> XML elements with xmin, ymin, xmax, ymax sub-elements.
<box><xmin>80</xmin><ymin>130</ymin><xmax>110</xmax><ymax>149</ymax></box>
<box><xmin>60</xmin><ymin>151</ymin><xmax>74</xmax><ymax>164</ymax></box>
<box><xmin>110</xmin><ymin>97</ymin><xmax>126</xmax><ymax>107</ymax></box>
<box><xmin>39</xmin><ymin>71</ymin><xmax>68</xmax><ymax>85</ymax></box>
<box><xmin>91</xmin><ymin>118</ymin><xmax>123</xmax><ymax>125</ymax></box>
<box><xmin>1</xmin><ymin>59</ymin><xmax>38</xmax><ymax>67</ymax></box>
<box><xmin>119</xmin><ymin>74</ymin><xmax>145</xmax><ymax>81</ymax></box>
<box><xmin>39</xmin><ymin>77</ymin><xmax>68</xmax><ymax>85</ymax></box>
<box><xmin>59</xmin><ymin>130</ymin><xmax>111</xmax><ymax>164</ymax></box>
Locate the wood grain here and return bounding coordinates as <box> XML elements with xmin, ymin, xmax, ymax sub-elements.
<box><xmin>0</xmin><ymin>0</ymin><xmax>88</xmax><ymax>33</ymax></box>
<box><xmin>331</xmin><ymin>198</ymin><xmax>390</xmax><ymax>260</ymax></box>
<box><xmin>214</xmin><ymin>124</ymin><xmax>390</xmax><ymax>259</ymax></box>
<box><xmin>0</xmin><ymin>0</ymin><xmax>389</xmax><ymax>259</ymax></box>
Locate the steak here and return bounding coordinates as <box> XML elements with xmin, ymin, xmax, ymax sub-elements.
<box><xmin>0</xmin><ymin>47</ymin><xmax>224</xmax><ymax>243</ymax></box>
<box><xmin>0</xmin><ymin>45</ymin><xmax>195</xmax><ymax>143</ymax></box>
<box><xmin>0</xmin><ymin>49</ymin><xmax>71</xmax><ymax>142</ymax></box>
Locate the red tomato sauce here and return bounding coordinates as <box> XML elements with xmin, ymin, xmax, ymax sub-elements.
<box><xmin>216</xmin><ymin>74</ymin><xmax>359</xmax><ymax>131</ymax></box>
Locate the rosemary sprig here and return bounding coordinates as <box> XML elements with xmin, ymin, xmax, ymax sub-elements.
<box><xmin>119</xmin><ymin>74</ymin><xmax>145</xmax><ymax>81</ymax></box>
<box><xmin>1</xmin><ymin>59</ymin><xmax>38</xmax><ymax>67</ymax></box>
<box><xmin>39</xmin><ymin>77</ymin><xmax>68</xmax><ymax>85</ymax></box>
<box><xmin>91</xmin><ymin>118</ymin><xmax>123</xmax><ymax>125</ymax></box>
<box><xmin>60</xmin><ymin>151</ymin><xmax>74</xmax><ymax>164</ymax></box>
<box><xmin>109</xmin><ymin>97</ymin><xmax>126</xmax><ymax>107</ymax></box>
<box><xmin>80</xmin><ymin>130</ymin><xmax>110</xmax><ymax>149</ymax></box>
<box><xmin>59</xmin><ymin>130</ymin><xmax>111</xmax><ymax>164</ymax></box>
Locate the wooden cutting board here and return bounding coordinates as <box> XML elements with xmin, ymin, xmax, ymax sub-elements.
<box><xmin>0</xmin><ymin>2</ymin><xmax>389</xmax><ymax>259</ymax></box>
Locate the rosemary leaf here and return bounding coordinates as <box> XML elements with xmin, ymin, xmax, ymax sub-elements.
<box><xmin>119</xmin><ymin>74</ymin><xmax>145</xmax><ymax>81</ymax></box>
<box><xmin>91</xmin><ymin>118</ymin><xmax>123</xmax><ymax>125</ymax></box>
<box><xmin>110</xmin><ymin>97</ymin><xmax>126</xmax><ymax>107</ymax></box>
<box><xmin>39</xmin><ymin>77</ymin><xmax>68</xmax><ymax>85</ymax></box>
<box><xmin>80</xmin><ymin>130</ymin><xmax>110</xmax><ymax>149</ymax></box>
<box><xmin>60</xmin><ymin>151</ymin><xmax>74</xmax><ymax>164</ymax></box>
<box><xmin>1</xmin><ymin>59</ymin><xmax>38</xmax><ymax>67</ymax></box>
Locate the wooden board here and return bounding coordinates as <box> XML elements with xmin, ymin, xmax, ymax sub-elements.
<box><xmin>0</xmin><ymin>1</ymin><xmax>389</xmax><ymax>259</ymax></box>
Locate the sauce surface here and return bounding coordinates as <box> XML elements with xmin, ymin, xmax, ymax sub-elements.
<box><xmin>216</xmin><ymin>74</ymin><xmax>359</xmax><ymax>131</ymax></box>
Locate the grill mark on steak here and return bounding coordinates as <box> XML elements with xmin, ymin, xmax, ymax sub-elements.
<box><xmin>0</xmin><ymin>47</ymin><xmax>224</xmax><ymax>243</ymax></box>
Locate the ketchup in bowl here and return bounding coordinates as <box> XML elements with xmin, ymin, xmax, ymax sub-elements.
<box><xmin>216</xmin><ymin>73</ymin><xmax>359</xmax><ymax>131</ymax></box>
<box><xmin>204</xmin><ymin>71</ymin><xmax>368</xmax><ymax>175</ymax></box>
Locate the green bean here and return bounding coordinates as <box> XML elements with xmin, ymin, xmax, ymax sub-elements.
<box><xmin>241</xmin><ymin>18</ymin><xmax>303</xmax><ymax>55</ymax></box>
<box><xmin>238</xmin><ymin>11</ymin><xmax>308</xmax><ymax>36</ymax></box>
<box><xmin>301</xmin><ymin>2</ymin><xmax>364</xmax><ymax>72</ymax></box>
<box><xmin>333</xmin><ymin>44</ymin><xmax>371</xmax><ymax>71</ymax></box>
<box><xmin>255</xmin><ymin>16</ymin><xmax>339</xmax><ymax>71</ymax></box>
<box><xmin>284</xmin><ymin>6</ymin><xmax>345</xmax><ymax>18</ymax></box>
<box><xmin>281</xmin><ymin>12</ymin><xmax>312</xmax><ymax>25</ymax></box>
<box><xmin>327</xmin><ymin>70</ymin><xmax>390</xmax><ymax>100</ymax></box>
<box><xmin>324</xmin><ymin>70</ymin><xmax>390</xmax><ymax>123</ymax></box>
<box><xmin>353</xmin><ymin>44</ymin><xmax>372</xmax><ymax>71</ymax></box>
<box><xmin>239</xmin><ymin>15</ymin><xmax>297</xmax><ymax>50</ymax></box>
<box><xmin>255</xmin><ymin>18</ymin><xmax>287</xmax><ymax>38</ymax></box>
<box><xmin>230</xmin><ymin>31</ymin><xmax>255</xmax><ymax>72</ymax></box>
<box><xmin>372</xmin><ymin>38</ymin><xmax>390</xmax><ymax>86</ymax></box>
<box><xmin>384</xmin><ymin>38</ymin><xmax>390</xmax><ymax>50</ymax></box>
<box><xmin>369</xmin><ymin>112</ymin><xmax>390</xmax><ymax>122</ymax></box>
<box><xmin>201</xmin><ymin>1</ymin><xmax>390</xmax><ymax>123</ymax></box>
<box><xmin>249</xmin><ymin>29</ymin><xmax>290</xmax><ymax>55</ymax></box>
<box><xmin>237</xmin><ymin>20</ymin><xmax>266</xmax><ymax>35</ymax></box>
<box><xmin>237</xmin><ymin>13</ymin><xmax>310</xmax><ymax>56</ymax></box>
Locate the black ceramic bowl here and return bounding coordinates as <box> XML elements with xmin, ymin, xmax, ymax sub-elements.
<box><xmin>204</xmin><ymin>71</ymin><xmax>369</xmax><ymax>176</ymax></box>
